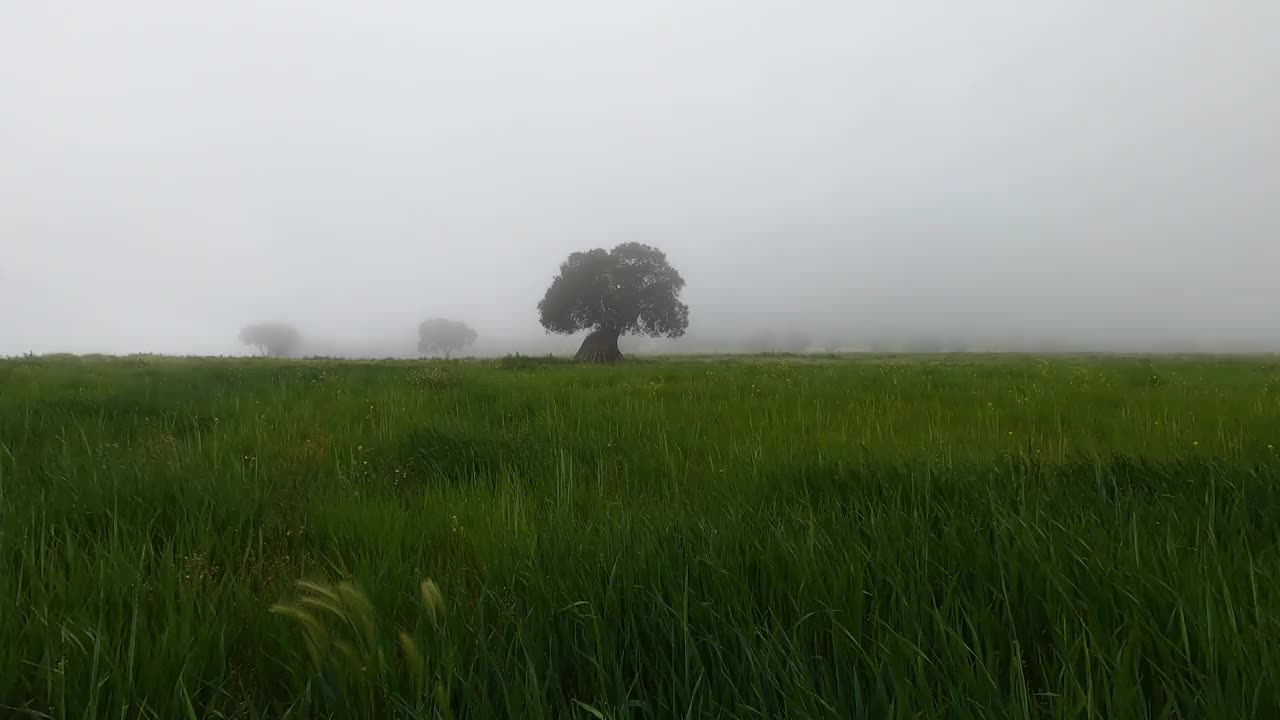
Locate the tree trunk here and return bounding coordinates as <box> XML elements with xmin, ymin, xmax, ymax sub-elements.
<box><xmin>574</xmin><ymin>328</ymin><xmax>623</xmax><ymax>363</ymax></box>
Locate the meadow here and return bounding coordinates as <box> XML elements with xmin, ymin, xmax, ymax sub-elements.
<box><xmin>0</xmin><ymin>353</ymin><xmax>1278</xmax><ymax>719</ymax></box>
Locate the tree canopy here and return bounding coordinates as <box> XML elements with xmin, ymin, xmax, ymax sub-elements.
<box><xmin>238</xmin><ymin>322</ymin><xmax>300</xmax><ymax>358</ymax></box>
<box><xmin>537</xmin><ymin>242</ymin><xmax>689</xmax><ymax>361</ymax></box>
<box><xmin>417</xmin><ymin>318</ymin><xmax>477</xmax><ymax>359</ymax></box>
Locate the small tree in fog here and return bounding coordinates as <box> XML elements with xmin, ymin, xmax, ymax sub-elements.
<box><xmin>238</xmin><ymin>322</ymin><xmax>301</xmax><ymax>358</ymax></box>
<box><xmin>417</xmin><ymin>318</ymin><xmax>477</xmax><ymax>359</ymax></box>
<box><xmin>538</xmin><ymin>243</ymin><xmax>689</xmax><ymax>362</ymax></box>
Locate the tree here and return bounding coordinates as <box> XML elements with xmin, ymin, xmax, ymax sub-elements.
<box><xmin>537</xmin><ymin>242</ymin><xmax>689</xmax><ymax>362</ymax></box>
<box><xmin>417</xmin><ymin>318</ymin><xmax>477</xmax><ymax>359</ymax></box>
<box><xmin>238</xmin><ymin>322</ymin><xmax>300</xmax><ymax>358</ymax></box>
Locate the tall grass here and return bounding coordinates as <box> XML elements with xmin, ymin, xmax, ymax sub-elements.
<box><xmin>1</xmin><ymin>354</ymin><xmax>1278</xmax><ymax>718</ymax></box>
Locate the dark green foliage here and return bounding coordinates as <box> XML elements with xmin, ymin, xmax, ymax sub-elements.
<box><xmin>538</xmin><ymin>243</ymin><xmax>690</xmax><ymax>361</ymax></box>
<box><xmin>398</xmin><ymin>424</ymin><xmax>538</xmax><ymax>484</ymax></box>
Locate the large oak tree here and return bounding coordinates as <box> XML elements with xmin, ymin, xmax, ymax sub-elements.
<box><xmin>537</xmin><ymin>242</ymin><xmax>689</xmax><ymax>362</ymax></box>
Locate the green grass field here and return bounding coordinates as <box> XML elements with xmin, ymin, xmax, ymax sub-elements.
<box><xmin>1</xmin><ymin>354</ymin><xmax>1278</xmax><ymax>719</ymax></box>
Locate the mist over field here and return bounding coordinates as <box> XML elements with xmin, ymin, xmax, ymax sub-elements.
<box><xmin>3</xmin><ymin>1</ymin><xmax>1277</xmax><ymax>357</ymax></box>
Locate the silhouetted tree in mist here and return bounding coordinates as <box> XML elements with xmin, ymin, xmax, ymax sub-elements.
<box><xmin>417</xmin><ymin>318</ymin><xmax>477</xmax><ymax>359</ymax></box>
<box><xmin>238</xmin><ymin>322</ymin><xmax>301</xmax><ymax>358</ymax></box>
<box><xmin>538</xmin><ymin>242</ymin><xmax>689</xmax><ymax>362</ymax></box>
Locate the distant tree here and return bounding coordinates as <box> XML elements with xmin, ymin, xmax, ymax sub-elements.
<box><xmin>238</xmin><ymin>322</ymin><xmax>300</xmax><ymax>358</ymax></box>
<box><xmin>417</xmin><ymin>318</ymin><xmax>477</xmax><ymax>359</ymax></box>
<box><xmin>538</xmin><ymin>242</ymin><xmax>689</xmax><ymax>362</ymax></box>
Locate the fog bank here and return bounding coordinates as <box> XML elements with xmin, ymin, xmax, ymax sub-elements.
<box><xmin>3</xmin><ymin>1</ymin><xmax>1276</xmax><ymax>356</ymax></box>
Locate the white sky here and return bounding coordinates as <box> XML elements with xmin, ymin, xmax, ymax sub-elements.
<box><xmin>2</xmin><ymin>1</ymin><xmax>1277</xmax><ymax>354</ymax></box>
